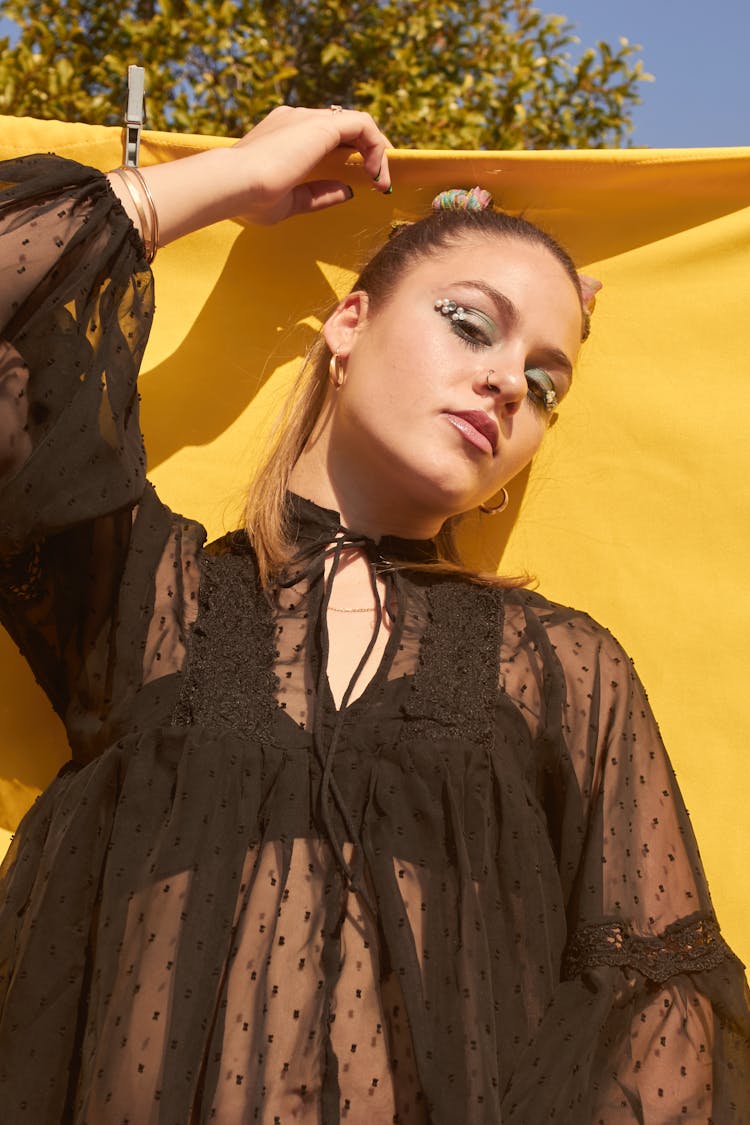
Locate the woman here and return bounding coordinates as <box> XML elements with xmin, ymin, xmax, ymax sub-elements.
<box><xmin>0</xmin><ymin>107</ymin><xmax>748</xmax><ymax>1123</ymax></box>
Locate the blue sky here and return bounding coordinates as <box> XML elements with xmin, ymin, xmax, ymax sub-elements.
<box><xmin>1</xmin><ymin>1</ymin><xmax>747</xmax><ymax>148</ymax></box>
<box><xmin>559</xmin><ymin>0</ymin><xmax>748</xmax><ymax>147</ymax></box>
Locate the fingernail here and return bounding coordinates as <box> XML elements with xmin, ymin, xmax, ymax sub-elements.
<box><xmin>373</xmin><ymin>162</ymin><xmax>382</xmax><ymax>183</ymax></box>
<box><xmin>385</xmin><ymin>185</ymin><xmax>393</xmax><ymax>195</ymax></box>
<box><xmin>345</xmin><ymin>185</ymin><xmax>355</xmax><ymax>200</ymax></box>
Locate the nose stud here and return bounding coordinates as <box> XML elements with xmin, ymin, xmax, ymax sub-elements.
<box><xmin>486</xmin><ymin>369</ymin><xmax>499</xmax><ymax>392</ymax></box>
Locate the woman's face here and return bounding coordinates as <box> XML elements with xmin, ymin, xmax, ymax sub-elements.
<box><xmin>323</xmin><ymin>234</ymin><xmax>583</xmax><ymax>530</ymax></box>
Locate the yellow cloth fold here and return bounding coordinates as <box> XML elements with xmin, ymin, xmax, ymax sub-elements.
<box><xmin>1</xmin><ymin>118</ymin><xmax>748</xmax><ymax>968</ymax></box>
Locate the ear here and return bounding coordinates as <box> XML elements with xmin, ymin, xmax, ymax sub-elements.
<box><xmin>322</xmin><ymin>291</ymin><xmax>370</xmax><ymax>358</ymax></box>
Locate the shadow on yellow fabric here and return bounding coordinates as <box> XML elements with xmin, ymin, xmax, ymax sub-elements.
<box><xmin>0</xmin><ymin>118</ymin><xmax>748</xmax><ymax>971</ymax></box>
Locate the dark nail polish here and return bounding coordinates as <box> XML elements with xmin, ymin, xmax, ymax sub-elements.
<box><xmin>345</xmin><ymin>185</ymin><xmax>355</xmax><ymax>200</ymax></box>
<box><xmin>373</xmin><ymin>162</ymin><xmax>382</xmax><ymax>183</ymax></box>
<box><xmin>385</xmin><ymin>185</ymin><xmax>393</xmax><ymax>195</ymax></box>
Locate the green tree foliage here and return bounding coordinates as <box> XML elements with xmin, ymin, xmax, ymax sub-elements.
<box><xmin>0</xmin><ymin>0</ymin><xmax>651</xmax><ymax>147</ymax></box>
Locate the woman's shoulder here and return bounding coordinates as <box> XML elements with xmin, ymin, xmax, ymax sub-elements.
<box><xmin>502</xmin><ymin>585</ymin><xmax>634</xmax><ymax>670</ymax></box>
<box><xmin>204</xmin><ymin>528</ymin><xmax>254</xmax><ymax>558</ymax></box>
<box><xmin>200</xmin><ymin>527</ymin><xmax>262</xmax><ymax>585</ymax></box>
<box><xmin>504</xmin><ymin>584</ymin><xmax>601</xmax><ymax>626</ymax></box>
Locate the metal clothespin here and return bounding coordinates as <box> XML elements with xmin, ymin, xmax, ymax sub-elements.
<box><xmin>123</xmin><ymin>65</ymin><xmax>146</xmax><ymax>168</ymax></box>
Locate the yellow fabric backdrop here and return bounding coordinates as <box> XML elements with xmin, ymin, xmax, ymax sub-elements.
<box><xmin>1</xmin><ymin>118</ymin><xmax>748</xmax><ymax>970</ymax></box>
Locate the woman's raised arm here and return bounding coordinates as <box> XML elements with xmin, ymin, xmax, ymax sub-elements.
<box><xmin>107</xmin><ymin>106</ymin><xmax>393</xmax><ymax>249</ymax></box>
<box><xmin>0</xmin><ymin>105</ymin><xmax>391</xmax><ymax>734</ymax></box>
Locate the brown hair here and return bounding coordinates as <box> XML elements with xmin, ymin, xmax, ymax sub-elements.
<box><xmin>244</xmin><ymin>206</ymin><xmax>587</xmax><ymax>588</ymax></box>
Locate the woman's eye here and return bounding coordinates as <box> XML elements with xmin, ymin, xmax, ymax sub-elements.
<box><xmin>434</xmin><ymin>299</ymin><xmax>494</xmax><ymax>351</ymax></box>
<box><xmin>525</xmin><ymin>367</ymin><xmax>559</xmax><ymax>413</ymax></box>
<box><xmin>452</xmin><ymin>316</ymin><xmax>492</xmax><ymax>350</ymax></box>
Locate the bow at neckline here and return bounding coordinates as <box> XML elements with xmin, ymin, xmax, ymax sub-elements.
<box><xmin>278</xmin><ymin>493</ymin><xmax>438</xmax><ymax>911</ymax></box>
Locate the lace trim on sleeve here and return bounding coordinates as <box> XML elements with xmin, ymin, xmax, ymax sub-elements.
<box><xmin>563</xmin><ymin>915</ymin><xmax>732</xmax><ymax>984</ymax></box>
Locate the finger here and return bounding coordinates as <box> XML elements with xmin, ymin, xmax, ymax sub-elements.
<box><xmin>290</xmin><ymin>180</ymin><xmax>356</xmax><ymax>216</ymax></box>
<box><xmin>345</xmin><ymin>139</ymin><xmax>391</xmax><ymax>193</ymax></box>
<box><xmin>334</xmin><ymin>148</ymin><xmax>392</xmax><ymax>196</ymax></box>
<box><xmin>321</xmin><ymin>109</ymin><xmax>393</xmax><ymax>189</ymax></box>
<box><xmin>373</xmin><ymin>149</ymin><xmax>392</xmax><ymax>194</ymax></box>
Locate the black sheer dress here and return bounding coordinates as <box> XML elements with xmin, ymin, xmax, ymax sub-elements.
<box><xmin>0</xmin><ymin>156</ymin><xmax>748</xmax><ymax>1124</ymax></box>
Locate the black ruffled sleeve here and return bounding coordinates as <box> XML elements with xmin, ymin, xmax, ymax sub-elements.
<box><xmin>501</xmin><ymin>592</ymin><xmax>750</xmax><ymax>1121</ymax></box>
<box><xmin>0</xmin><ymin>154</ymin><xmax>153</xmax><ymax>545</ymax></box>
<box><xmin>0</xmin><ymin>155</ymin><xmax>155</xmax><ymax>721</ymax></box>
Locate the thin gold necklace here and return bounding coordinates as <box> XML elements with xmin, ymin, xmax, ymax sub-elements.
<box><xmin>327</xmin><ymin>604</ymin><xmax>382</xmax><ymax>613</ymax></box>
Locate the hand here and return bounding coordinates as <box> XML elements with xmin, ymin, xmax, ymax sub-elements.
<box><xmin>230</xmin><ymin>105</ymin><xmax>392</xmax><ymax>225</ymax></box>
<box><xmin>109</xmin><ymin>105</ymin><xmax>393</xmax><ymax>249</ymax></box>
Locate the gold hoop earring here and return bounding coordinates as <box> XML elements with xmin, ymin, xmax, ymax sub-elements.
<box><xmin>328</xmin><ymin>352</ymin><xmax>345</xmax><ymax>388</ymax></box>
<box><xmin>479</xmin><ymin>487</ymin><xmax>509</xmax><ymax>515</ymax></box>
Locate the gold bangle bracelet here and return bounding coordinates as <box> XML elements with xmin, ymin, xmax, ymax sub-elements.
<box><xmin>111</xmin><ymin>166</ymin><xmax>160</xmax><ymax>263</ymax></box>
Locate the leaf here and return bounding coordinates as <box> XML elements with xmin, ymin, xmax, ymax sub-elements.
<box><xmin>320</xmin><ymin>42</ymin><xmax>346</xmax><ymax>67</ymax></box>
<box><xmin>0</xmin><ymin>0</ymin><xmax>650</xmax><ymax>147</ymax></box>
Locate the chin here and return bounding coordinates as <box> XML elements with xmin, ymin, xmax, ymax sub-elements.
<box><xmin>374</xmin><ymin>441</ymin><xmax>483</xmax><ymax>515</ymax></box>
<box><xmin>398</xmin><ymin>473</ymin><xmax>481</xmax><ymax>521</ymax></box>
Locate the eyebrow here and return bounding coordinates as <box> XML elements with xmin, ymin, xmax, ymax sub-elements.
<box><xmin>452</xmin><ymin>278</ymin><xmax>575</xmax><ymax>379</ymax></box>
<box><xmin>454</xmin><ymin>279</ymin><xmax>520</xmax><ymax>329</ymax></box>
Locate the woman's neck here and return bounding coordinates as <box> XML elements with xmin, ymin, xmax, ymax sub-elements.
<box><xmin>288</xmin><ymin>441</ymin><xmax>444</xmax><ymax>542</ymax></box>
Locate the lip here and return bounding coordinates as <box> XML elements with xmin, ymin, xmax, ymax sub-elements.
<box><xmin>443</xmin><ymin>410</ymin><xmax>498</xmax><ymax>454</ymax></box>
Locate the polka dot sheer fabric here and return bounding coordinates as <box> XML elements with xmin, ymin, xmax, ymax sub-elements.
<box><xmin>0</xmin><ymin>157</ymin><xmax>748</xmax><ymax>1123</ymax></box>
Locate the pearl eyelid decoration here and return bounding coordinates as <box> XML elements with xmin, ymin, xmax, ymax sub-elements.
<box><xmin>434</xmin><ymin>297</ymin><xmax>468</xmax><ymax>322</ymax></box>
<box><xmin>526</xmin><ymin>367</ymin><xmax>559</xmax><ymax>412</ymax></box>
<box><xmin>543</xmin><ymin>387</ymin><xmax>558</xmax><ymax>411</ymax></box>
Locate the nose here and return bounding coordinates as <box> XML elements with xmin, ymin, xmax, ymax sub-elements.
<box><xmin>473</xmin><ymin>363</ymin><xmax>527</xmax><ymax>416</ymax></box>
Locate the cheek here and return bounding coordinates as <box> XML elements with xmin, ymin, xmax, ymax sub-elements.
<box><xmin>521</xmin><ymin>415</ymin><xmax>549</xmax><ymax>461</ymax></box>
<box><xmin>501</xmin><ymin>413</ymin><xmax>548</xmax><ymax>473</ymax></box>
<box><xmin>354</xmin><ymin>327</ymin><xmax>447</xmax><ymax>410</ymax></box>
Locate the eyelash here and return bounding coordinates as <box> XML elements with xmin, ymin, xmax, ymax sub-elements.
<box><xmin>446</xmin><ymin>313</ymin><xmax>559</xmax><ymax>413</ymax></box>
<box><xmin>451</xmin><ymin>316</ymin><xmax>490</xmax><ymax>351</ymax></box>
